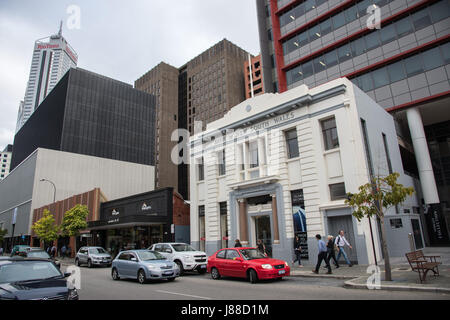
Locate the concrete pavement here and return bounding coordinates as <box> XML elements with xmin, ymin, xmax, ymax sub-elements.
<box><xmin>288</xmin><ymin>247</ymin><xmax>450</xmax><ymax>293</ymax></box>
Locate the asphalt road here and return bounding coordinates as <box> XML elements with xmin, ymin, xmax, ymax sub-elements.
<box><xmin>64</xmin><ymin>265</ymin><xmax>450</xmax><ymax>300</ymax></box>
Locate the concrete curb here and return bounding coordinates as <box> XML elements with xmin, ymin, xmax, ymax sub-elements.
<box><xmin>289</xmin><ymin>272</ymin><xmax>358</xmax><ymax>280</ymax></box>
<box><xmin>343</xmin><ymin>276</ymin><xmax>450</xmax><ymax>294</ymax></box>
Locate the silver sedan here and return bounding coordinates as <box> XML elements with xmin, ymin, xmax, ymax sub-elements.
<box><xmin>111</xmin><ymin>250</ymin><xmax>179</xmax><ymax>284</ymax></box>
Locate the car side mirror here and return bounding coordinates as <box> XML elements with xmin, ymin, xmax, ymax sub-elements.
<box><xmin>233</xmin><ymin>257</ymin><xmax>244</xmax><ymax>262</ymax></box>
<box><xmin>131</xmin><ymin>257</ymin><xmax>137</xmax><ymax>262</ymax></box>
<box><xmin>64</xmin><ymin>272</ymin><xmax>71</xmax><ymax>278</ymax></box>
<box><xmin>165</xmin><ymin>249</ymin><xmax>172</xmax><ymax>253</ymax></box>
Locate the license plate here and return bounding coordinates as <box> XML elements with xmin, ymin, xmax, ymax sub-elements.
<box><xmin>200</xmin><ymin>265</ymin><xmax>207</xmax><ymax>269</ymax></box>
<box><xmin>163</xmin><ymin>271</ymin><xmax>173</xmax><ymax>275</ymax></box>
<box><xmin>278</xmin><ymin>270</ymin><xmax>286</xmax><ymax>275</ymax></box>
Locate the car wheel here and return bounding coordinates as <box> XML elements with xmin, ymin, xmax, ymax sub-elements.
<box><xmin>112</xmin><ymin>268</ymin><xmax>120</xmax><ymax>280</ymax></box>
<box><xmin>248</xmin><ymin>269</ymin><xmax>258</xmax><ymax>284</ymax></box>
<box><xmin>75</xmin><ymin>258</ymin><xmax>80</xmax><ymax>267</ymax></box>
<box><xmin>198</xmin><ymin>268</ymin><xmax>207</xmax><ymax>275</ymax></box>
<box><xmin>87</xmin><ymin>259</ymin><xmax>93</xmax><ymax>268</ymax></box>
<box><xmin>175</xmin><ymin>260</ymin><xmax>184</xmax><ymax>275</ymax></box>
<box><xmin>167</xmin><ymin>277</ymin><xmax>176</xmax><ymax>282</ymax></box>
<box><xmin>277</xmin><ymin>277</ymin><xmax>283</xmax><ymax>281</ymax></box>
<box><xmin>138</xmin><ymin>269</ymin><xmax>147</xmax><ymax>284</ymax></box>
<box><xmin>211</xmin><ymin>267</ymin><xmax>221</xmax><ymax>280</ymax></box>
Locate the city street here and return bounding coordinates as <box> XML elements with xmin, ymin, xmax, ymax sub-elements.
<box><xmin>66</xmin><ymin>265</ymin><xmax>450</xmax><ymax>300</ymax></box>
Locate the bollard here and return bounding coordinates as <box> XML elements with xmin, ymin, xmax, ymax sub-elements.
<box><xmin>408</xmin><ymin>233</ymin><xmax>415</xmax><ymax>252</ymax></box>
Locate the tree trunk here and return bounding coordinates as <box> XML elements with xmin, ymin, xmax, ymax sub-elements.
<box><xmin>379</xmin><ymin>216</ymin><xmax>392</xmax><ymax>281</ymax></box>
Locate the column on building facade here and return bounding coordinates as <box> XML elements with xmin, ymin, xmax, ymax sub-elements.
<box><xmin>238</xmin><ymin>198</ymin><xmax>248</xmax><ymax>245</ymax></box>
<box><xmin>236</xmin><ymin>143</ymin><xmax>243</xmax><ymax>180</ymax></box>
<box><xmin>242</xmin><ymin>143</ymin><xmax>249</xmax><ymax>180</ymax></box>
<box><xmin>271</xmin><ymin>194</ymin><xmax>280</xmax><ymax>244</ymax></box>
<box><xmin>257</xmin><ymin>137</ymin><xmax>266</xmax><ymax>176</ymax></box>
<box><xmin>406</xmin><ymin>107</ymin><xmax>439</xmax><ymax>204</ymax></box>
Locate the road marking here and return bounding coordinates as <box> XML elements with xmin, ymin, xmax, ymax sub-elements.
<box><xmin>155</xmin><ymin>290</ymin><xmax>212</xmax><ymax>300</ymax></box>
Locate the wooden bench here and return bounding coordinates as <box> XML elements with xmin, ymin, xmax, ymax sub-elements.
<box><xmin>405</xmin><ymin>250</ymin><xmax>442</xmax><ymax>283</ymax></box>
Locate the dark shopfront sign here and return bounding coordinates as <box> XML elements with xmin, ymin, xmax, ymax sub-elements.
<box><xmin>91</xmin><ymin>191</ymin><xmax>173</xmax><ymax>229</ymax></box>
<box><xmin>426</xmin><ymin>204</ymin><xmax>450</xmax><ymax>245</ymax></box>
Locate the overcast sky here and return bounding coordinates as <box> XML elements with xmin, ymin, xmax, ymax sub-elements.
<box><xmin>0</xmin><ymin>0</ymin><xmax>260</xmax><ymax>151</ymax></box>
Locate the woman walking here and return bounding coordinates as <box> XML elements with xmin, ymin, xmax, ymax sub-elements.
<box><xmin>293</xmin><ymin>234</ymin><xmax>303</xmax><ymax>267</ymax></box>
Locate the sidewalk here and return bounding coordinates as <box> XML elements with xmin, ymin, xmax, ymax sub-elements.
<box><xmin>289</xmin><ymin>247</ymin><xmax>450</xmax><ymax>293</ymax></box>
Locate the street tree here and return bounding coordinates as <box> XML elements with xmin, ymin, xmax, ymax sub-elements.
<box><xmin>345</xmin><ymin>172</ymin><xmax>414</xmax><ymax>281</ymax></box>
<box><xmin>0</xmin><ymin>228</ymin><xmax>8</xmax><ymax>242</ymax></box>
<box><xmin>61</xmin><ymin>204</ymin><xmax>89</xmax><ymax>237</ymax></box>
<box><xmin>31</xmin><ymin>209</ymin><xmax>60</xmax><ymax>246</ymax></box>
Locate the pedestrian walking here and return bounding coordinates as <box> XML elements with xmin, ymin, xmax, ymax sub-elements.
<box><xmin>256</xmin><ymin>239</ymin><xmax>266</xmax><ymax>256</ymax></box>
<box><xmin>51</xmin><ymin>245</ymin><xmax>57</xmax><ymax>258</ymax></box>
<box><xmin>0</xmin><ymin>247</ymin><xmax>3</xmax><ymax>256</ymax></box>
<box><xmin>66</xmin><ymin>246</ymin><xmax>72</xmax><ymax>258</ymax></box>
<box><xmin>61</xmin><ymin>245</ymin><xmax>67</xmax><ymax>259</ymax></box>
<box><xmin>313</xmin><ymin>234</ymin><xmax>332</xmax><ymax>274</ymax></box>
<box><xmin>326</xmin><ymin>235</ymin><xmax>339</xmax><ymax>268</ymax></box>
<box><xmin>335</xmin><ymin>230</ymin><xmax>353</xmax><ymax>267</ymax></box>
<box><xmin>234</xmin><ymin>239</ymin><xmax>242</xmax><ymax>248</ymax></box>
<box><xmin>292</xmin><ymin>234</ymin><xmax>303</xmax><ymax>267</ymax></box>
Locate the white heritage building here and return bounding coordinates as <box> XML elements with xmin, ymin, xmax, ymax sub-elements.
<box><xmin>189</xmin><ymin>78</ymin><xmax>424</xmax><ymax>265</ymax></box>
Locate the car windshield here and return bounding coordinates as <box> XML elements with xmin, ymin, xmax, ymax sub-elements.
<box><xmin>89</xmin><ymin>248</ymin><xmax>107</xmax><ymax>254</ymax></box>
<box><xmin>0</xmin><ymin>261</ymin><xmax>62</xmax><ymax>284</ymax></box>
<box><xmin>172</xmin><ymin>244</ymin><xmax>196</xmax><ymax>252</ymax></box>
<box><xmin>137</xmin><ymin>251</ymin><xmax>165</xmax><ymax>261</ymax></box>
<box><xmin>27</xmin><ymin>251</ymin><xmax>51</xmax><ymax>259</ymax></box>
<box><xmin>239</xmin><ymin>249</ymin><xmax>267</xmax><ymax>260</ymax></box>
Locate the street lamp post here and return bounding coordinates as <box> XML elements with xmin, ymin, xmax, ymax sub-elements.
<box><xmin>40</xmin><ymin>179</ymin><xmax>56</xmax><ymax>203</ymax></box>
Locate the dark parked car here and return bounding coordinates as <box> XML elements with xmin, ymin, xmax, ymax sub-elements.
<box><xmin>18</xmin><ymin>248</ymin><xmax>61</xmax><ymax>269</ymax></box>
<box><xmin>10</xmin><ymin>245</ymin><xmax>30</xmax><ymax>257</ymax></box>
<box><xmin>0</xmin><ymin>257</ymin><xmax>79</xmax><ymax>300</ymax></box>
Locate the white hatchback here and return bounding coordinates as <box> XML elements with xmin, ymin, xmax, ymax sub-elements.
<box><xmin>148</xmin><ymin>243</ymin><xmax>207</xmax><ymax>275</ymax></box>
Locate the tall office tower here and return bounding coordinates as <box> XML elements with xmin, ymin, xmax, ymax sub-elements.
<box><xmin>135</xmin><ymin>62</ymin><xmax>180</xmax><ymax>191</ymax></box>
<box><xmin>0</xmin><ymin>145</ymin><xmax>13</xmax><ymax>180</ymax></box>
<box><xmin>256</xmin><ymin>0</ymin><xmax>450</xmax><ymax>245</ymax></box>
<box><xmin>16</xmin><ymin>24</ymin><xmax>78</xmax><ymax>131</ymax></box>
<box><xmin>244</xmin><ymin>54</ymin><xmax>265</xmax><ymax>99</ymax></box>
<box><xmin>135</xmin><ymin>39</ymin><xmax>250</xmax><ymax>199</ymax></box>
<box><xmin>185</xmin><ymin>39</ymin><xmax>249</xmax><ymax>134</ymax></box>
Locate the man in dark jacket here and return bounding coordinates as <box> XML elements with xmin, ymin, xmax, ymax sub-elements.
<box><xmin>326</xmin><ymin>235</ymin><xmax>339</xmax><ymax>268</ymax></box>
<box><xmin>234</xmin><ymin>239</ymin><xmax>242</xmax><ymax>247</ymax></box>
<box><xmin>293</xmin><ymin>235</ymin><xmax>303</xmax><ymax>267</ymax></box>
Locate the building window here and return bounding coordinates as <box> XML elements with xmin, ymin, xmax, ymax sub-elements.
<box><xmin>329</xmin><ymin>183</ymin><xmax>347</xmax><ymax>201</ymax></box>
<box><xmin>390</xmin><ymin>218</ymin><xmax>403</xmax><ymax>229</ymax></box>
<box><xmin>285</xmin><ymin>128</ymin><xmax>300</xmax><ymax>159</ymax></box>
<box><xmin>382</xmin><ymin>133</ymin><xmax>393</xmax><ymax>174</ymax></box>
<box><xmin>321</xmin><ymin>117</ymin><xmax>339</xmax><ymax>151</ymax></box>
<box><xmin>218</xmin><ymin>149</ymin><xmax>226</xmax><ymax>176</ymax></box>
<box><xmin>219</xmin><ymin>202</ymin><xmax>228</xmax><ymax>249</ymax></box>
<box><xmin>249</xmin><ymin>141</ymin><xmax>259</xmax><ymax>168</ymax></box>
<box><xmin>360</xmin><ymin>118</ymin><xmax>374</xmax><ymax>177</ymax></box>
<box><xmin>197</xmin><ymin>157</ymin><xmax>204</xmax><ymax>181</ymax></box>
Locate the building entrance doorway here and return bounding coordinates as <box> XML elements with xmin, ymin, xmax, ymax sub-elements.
<box><xmin>327</xmin><ymin>214</ymin><xmax>358</xmax><ymax>264</ymax></box>
<box><xmin>255</xmin><ymin>215</ymin><xmax>272</xmax><ymax>257</ymax></box>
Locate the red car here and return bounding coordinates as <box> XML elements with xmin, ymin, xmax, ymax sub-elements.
<box><xmin>207</xmin><ymin>247</ymin><xmax>290</xmax><ymax>284</ymax></box>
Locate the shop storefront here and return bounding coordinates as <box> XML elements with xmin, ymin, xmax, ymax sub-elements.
<box><xmin>88</xmin><ymin>188</ymin><xmax>189</xmax><ymax>257</ymax></box>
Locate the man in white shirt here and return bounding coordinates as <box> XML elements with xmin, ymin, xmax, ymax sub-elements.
<box><xmin>334</xmin><ymin>230</ymin><xmax>353</xmax><ymax>267</ymax></box>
